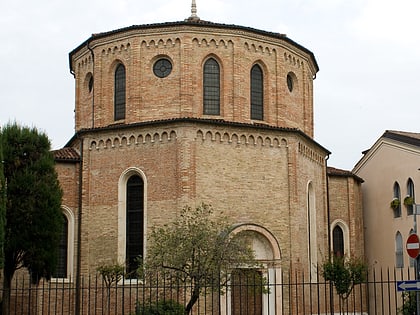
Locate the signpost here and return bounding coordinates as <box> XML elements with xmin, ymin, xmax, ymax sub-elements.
<box><xmin>407</xmin><ymin>233</ymin><xmax>420</xmax><ymax>259</ymax></box>
<box><xmin>397</xmin><ymin>280</ymin><xmax>420</xmax><ymax>292</ymax></box>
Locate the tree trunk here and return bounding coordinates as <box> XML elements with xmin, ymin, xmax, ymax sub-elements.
<box><xmin>185</xmin><ymin>285</ymin><xmax>200</xmax><ymax>315</ymax></box>
<box><xmin>2</xmin><ymin>268</ymin><xmax>12</xmax><ymax>315</ymax></box>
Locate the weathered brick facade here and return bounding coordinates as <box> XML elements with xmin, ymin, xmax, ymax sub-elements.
<box><xmin>51</xmin><ymin>19</ymin><xmax>364</xmax><ymax>313</ymax></box>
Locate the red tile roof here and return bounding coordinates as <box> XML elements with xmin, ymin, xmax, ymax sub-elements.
<box><xmin>52</xmin><ymin>147</ymin><xmax>80</xmax><ymax>162</ymax></box>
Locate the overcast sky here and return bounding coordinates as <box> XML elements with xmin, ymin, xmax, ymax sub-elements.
<box><xmin>1</xmin><ymin>0</ymin><xmax>419</xmax><ymax>170</ymax></box>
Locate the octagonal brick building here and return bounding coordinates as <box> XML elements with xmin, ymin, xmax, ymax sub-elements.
<box><xmin>52</xmin><ymin>12</ymin><xmax>364</xmax><ymax>314</ymax></box>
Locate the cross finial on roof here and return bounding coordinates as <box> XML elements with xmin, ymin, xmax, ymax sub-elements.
<box><xmin>188</xmin><ymin>0</ymin><xmax>200</xmax><ymax>21</ymax></box>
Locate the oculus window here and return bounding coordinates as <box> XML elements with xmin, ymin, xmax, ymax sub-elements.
<box><xmin>153</xmin><ymin>58</ymin><xmax>172</xmax><ymax>78</ymax></box>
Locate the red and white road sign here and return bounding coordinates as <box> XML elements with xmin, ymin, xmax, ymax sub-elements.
<box><xmin>406</xmin><ymin>233</ymin><xmax>420</xmax><ymax>259</ymax></box>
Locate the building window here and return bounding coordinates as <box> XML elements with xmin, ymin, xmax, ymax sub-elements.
<box><xmin>406</xmin><ymin>178</ymin><xmax>415</xmax><ymax>216</ymax></box>
<box><xmin>126</xmin><ymin>175</ymin><xmax>144</xmax><ymax>277</ymax></box>
<box><xmin>332</xmin><ymin>225</ymin><xmax>344</xmax><ymax>257</ymax></box>
<box><xmin>250</xmin><ymin>64</ymin><xmax>263</xmax><ymax>120</ymax></box>
<box><xmin>52</xmin><ymin>207</ymin><xmax>74</xmax><ymax>280</ymax></box>
<box><xmin>153</xmin><ymin>58</ymin><xmax>172</xmax><ymax>78</ymax></box>
<box><xmin>54</xmin><ymin>214</ymin><xmax>68</xmax><ymax>279</ymax></box>
<box><xmin>203</xmin><ymin>58</ymin><xmax>220</xmax><ymax>115</ymax></box>
<box><xmin>393</xmin><ymin>182</ymin><xmax>401</xmax><ymax>218</ymax></box>
<box><xmin>287</xmin><ymin>72</ymin><xmax>294</xmax><ymax>92</ymax></box>
<box><xmin>114</xmin><ymin>63</ymin><xmax>126</xmax><ymax>121</ymax></box>
<box><xmin>396</xmin><ymin>232</ymin><xmax>404</xmax><ymax>268</ymax></box>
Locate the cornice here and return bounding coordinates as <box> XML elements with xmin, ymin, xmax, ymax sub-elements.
<box><xmin>69</xmin><ymin>20</ymin><xmax>318</xmax><ymax>74</ymax></box>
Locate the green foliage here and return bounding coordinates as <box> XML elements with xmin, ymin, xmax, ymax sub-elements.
<box><xmin>143</xmin><ymin>203</ymin><xmax>258</xmax><ymax>314</ymax></box>
<box><xmin>97</xmin><ymin>262</ymin><xmax>125</xmax><ymax>288</ymax></box>
<box><xmin>0</xmin><ymin>133</ymin><xmax>5</xmax><ymax>268</ymax></box>
<box><xmin>391</xmin><ymin>198</ymin><xmax>401</xmax><ymax>209</ymax></box>
<box><xmin>1</xmin><ymin>122</ymin><xmax>63</xmax><ymax>283</ymax></box>
<box><xmin>404</xmin><ymin>196</ymin><xmax>414</xmax><ymax>206</ymax></box>
<box><xmin>135</xmin><ymin>300</ymin><xmax>185</xmax><ymax>315</ymax></box>
<box><xmin>399</xmin><ymin>292</ymin><xmax>417</xmax><ymax>315</ymax></box>
<box><xmin>322</xmin><ymin>255</ymin><xmax>367</xmax><ymax>300</ymax></box>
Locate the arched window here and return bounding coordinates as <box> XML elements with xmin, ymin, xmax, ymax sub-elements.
<box><xmin>395</xmin><ymin>232</ymin><xmax>404</xmax><ymax>268</ymax></box>
<box><xmin>406</xmin><ymin>178</ymin><xmax>415</xmax><ymax>215</ymax></box>
<box><xmin>52</xmin><ymin>207</ymin><xmax>74</xmax><ymax>280</ymax></box>
<box><xmin>250</xmin><ymin>64</ymin><xmax>263</xmax><ymax>120</ymax></box>
<box><xmin>307</xmin><ymin>182</ymin><xmax>317</xmax><ymax>281</ymax></box>
<box><xmin>126</xmin><ymin>175</ymin><xmax>144</xmax><ymax>277</ymax></box>
<box><xmin>203</xmin><ymin>58</ymin><xmax>220</xmax><ymax>115</ymax></box>
<box><xmin>54</xmin><ymin>213</ymin><xmax>68</xmax><ymax>278</ymax></box>
<box><xmin>114</xmin><ymin>63</ymin><xmax>126</xmax><ymax>120</ymax></box>
<box><xmin>393</xmin><ymin>182</ymin><xmax>401</xmax><ymax>218</ymax></box>
<box><xmin>333</xmin><ymin>225</ymin><xmax>344</xmax><ymax>257</ymax></box>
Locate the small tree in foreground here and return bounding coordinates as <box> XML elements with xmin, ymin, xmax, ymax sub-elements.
<box><xmin>322</xmin><ymin>255</ymin><xmax>367</xmax><ymax>311</ymax></box>
<box><xmin>143</xmin><ymin>203</ymin><xmax>259</xmax><ymax>315</ymax></box>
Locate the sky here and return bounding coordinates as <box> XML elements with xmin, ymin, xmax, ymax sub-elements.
<box><xmin>1</xmin><ymin>0</ymin><xmax>419</xmax><ymax>170</ymax></box>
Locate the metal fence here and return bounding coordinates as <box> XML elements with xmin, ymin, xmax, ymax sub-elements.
<box><xmin>1</xmin><ymin>267</ymin><xmax>417</xmax><ymax>315</ymax></box>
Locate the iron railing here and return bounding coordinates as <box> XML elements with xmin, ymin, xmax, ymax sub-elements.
<box><xmin>0</xmin><ymin>267</ymin><xmax>417</xmax><ymax>315</ymax></box>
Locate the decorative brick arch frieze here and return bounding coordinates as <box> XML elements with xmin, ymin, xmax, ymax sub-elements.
<box><xmin>244</xmin><ymin>42</ymin><xmax>276</xmax><ymax>56</ymax></box>
<box><xmin>195</xmin><ymin>129</ymin><xmax>287</xmax><ymax>148</ymax></box>
<box><xmin>140</xmin><ymin>38</ymin><xmax>181</xmax><ymax>48</ymax></box>
<box><xmin>192</xmin><ymin>37</ymin><xmax>233</xmax><ymax>49</ymax></box>
<box><xmin>284</xmin><ymin>52</ymin><xmax>304</xmax><ymax>69</ymax></box>
<box><xmin>298</xmin><ymin>142</ymin><xmax>324</xmax><ymax>165</ymax></box>
<box><xmin>89</xmin><ymin>130</ymin><xmax>177</xmax><ymax>150</ymax></box>
<box><xmin>101</xmin><ymin>43</ymin><xmax>131</xmax><ymax>56</ymax></box>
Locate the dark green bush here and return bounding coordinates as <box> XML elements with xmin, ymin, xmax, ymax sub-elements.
<box><xmin>135</xmin><ymin>300</ymin><xmax>185</xmax><ymax>315</ymax></box>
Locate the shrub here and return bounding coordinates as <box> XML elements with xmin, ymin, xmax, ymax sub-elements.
<box><xmin>135</xmin><ymin>300</ymin><xmax>185</xmax><ymax>315</ymax></box>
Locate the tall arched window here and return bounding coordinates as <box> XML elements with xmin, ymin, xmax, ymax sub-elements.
<box><xmin>114</xmin><ymin>63</ymin><xmax>126</xmax><ymax>120</ymax></box>
<box><xmin>250</xmin><ymin>64</ymin><xmax>263</xmax><ymax>120</ymax></box>
<box><xmin>332</xmin><ymin>225</ymin><xmax>344</xmax><ymax>257</ymax></box>
<box><xmin>406</xmin><ymin>178</ymin><xmax>415</xmax><ymax>215</ymax></box>
<box><xmin>126</xmin><ymin>175</ymin><xmax>144</xmax><ymax>277</ymax></box>
<box><xmin>393</xmin><ymin>182</ymin><xmax>401</xmax><ymax>218</ymax></box>
<box><xmin>395</xmin><ymin>232</ymin><xmax>404</xmax><ymax>268</ymax></box>
<box><xmin>52</xmin><ymin>207</ymin><xmax>74</xmax><ymax>280</ymax></box>
<box><xmin>203</xmin><ymin>58</ymin><xmax>220</xmax><ymax>115</ymax></box>
<box><xmin>54</xmin><ymin>213</ymin><xmax>68</xmax><ymax>279</ymax></box>
<box><xmin>307</xmin><ymin>182</ymin><xmax>317</xmax><ymax>281</ymax></box>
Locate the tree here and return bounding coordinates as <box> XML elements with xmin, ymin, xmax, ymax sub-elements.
<box><xmin>143</xmin><ymin>204</ymin><xmax>259</xmax><ymax>315</ymax></box>
<box><xmin>322</xmin><ymin>254</ymin><xmax>367</xmax><ymax>312</ymax></box>
<box><xmin>0</xmin><ymin>132</ymin><xmax>5</xmax><ymax>268</ymax></box>
<box><xmin>1</xmin><ymin>123</ymin><xmax>63</xmax><ymax>314</ymax></box>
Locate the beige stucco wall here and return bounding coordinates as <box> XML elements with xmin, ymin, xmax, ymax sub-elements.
<box><xmin>353</xmin><ymin>137</ymin><xmax>420</xmax><ymax>269</ymax></box>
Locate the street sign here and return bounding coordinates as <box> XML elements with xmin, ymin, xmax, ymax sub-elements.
<box><xmin>406</xmin><ymin>233</ymin><xmax>420</xmax><ymax>259</ymax></box>
<box><xmin>397</xmin><ymin>280</ymin><xmax>420</xmax><ymax>292</ymax></box>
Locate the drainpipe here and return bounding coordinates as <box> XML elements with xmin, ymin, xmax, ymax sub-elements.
<box><xmin>87</xmin><ymin>41</ymin><xmax>95</xmax><ymax>129</ymax></box>
<box><xmin>324</xmin><ymin>154</ymin><xmax>334</xmax><ymax>315</ymax></box>
<box><xmin>325</xmin><ymin>154</ymin><xmax>331</xmax><ymax>256</ymax></box>
<box><xmin>75</xmin><ymin>136</ymin><xmax>83</xmax><ymax>315</ymax></box>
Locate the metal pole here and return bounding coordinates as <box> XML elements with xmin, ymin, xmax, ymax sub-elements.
<box><xmin>415</xmin><ymin>204</ymin><xmax>420</xmax><ymax>315</ymax></box>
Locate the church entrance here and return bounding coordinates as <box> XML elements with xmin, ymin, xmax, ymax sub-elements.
<box><xmin>231</xmin><ymin>269</ymin><xmax>263</xmax><ymax>315</ymax></box>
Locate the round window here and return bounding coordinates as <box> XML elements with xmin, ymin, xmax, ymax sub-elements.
<box><xmin>153</xmin><ymin>58</ymin><xmax>172</xmax><ymax>78</ymax></box>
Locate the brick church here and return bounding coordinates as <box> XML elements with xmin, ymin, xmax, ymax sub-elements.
<box><xmin>52</xmin><ymin>2</ymin><xmax>364</xmax><ymax>312</ymax></box>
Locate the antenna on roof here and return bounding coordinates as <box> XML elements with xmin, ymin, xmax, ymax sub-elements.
<box><xmin>187</xmin><ymin>0</ymin><xmax>200</xmax><ymax>21</ymax></box>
